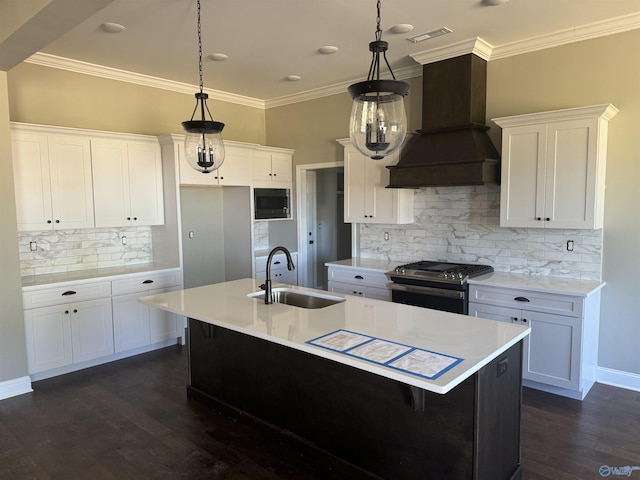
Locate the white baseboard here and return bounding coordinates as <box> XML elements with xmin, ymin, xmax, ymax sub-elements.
<box><xmin>0</xmin><ymin>375</ymin><xmax>33</xmax><ymax>401</ymax></box>
<box><xmin>596</xmin><ymin>366</ymin><xmax>640</xmax><ymax>392</ymax></box>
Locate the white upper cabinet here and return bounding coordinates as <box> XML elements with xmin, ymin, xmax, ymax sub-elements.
<box><xmin>12</xmin><ymin>129</ymin><xmax>95</xmax><ymax>231</ymax></box>
<box><xmin>340</xmin><ymin>139</ymin><xmax>414</xmax><ymax>224</ymax></box>
<box><xmin>178</xmin><ymin>140</ymin><xmax>255</xmax><ymax>186</ymax></box>
<box><xmin>252</xmin><ymin>147</ymin><xmax>293</xmax><ymax>188</ymax></box>
<box><xmin>494</xmin><ymin>104</ymin><xmax>618</xmax><ymax>229</ymax></box>
<box><xmin>92</xmin><ymin>138</ymin><xmax>165</xmax><ymax>227</ymax></box>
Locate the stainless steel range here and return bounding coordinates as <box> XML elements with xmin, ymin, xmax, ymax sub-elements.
<box><xmin>386</xmin><ymin>261</ymin><xmax>493</xmax><ymax>314</ymax></box>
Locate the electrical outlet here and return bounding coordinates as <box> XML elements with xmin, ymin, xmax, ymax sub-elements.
<box><xmin>497</xmin><ymin>357</ymin><xmax>508</xmax><ymax>378</ymax></box>
<box><xmin>566</xmin><ymin>240</ymin><xmax>574</xmax><ymax>252</ymax></box>
<box><xmin>384</xmin><ymin>232</ymin><xmax>390</xmax><ymax>241</ymax></box>
<box><xmin>29</xmin><ymin>241</ymin><xmax>37</xmax><ymax>252</ymax></box>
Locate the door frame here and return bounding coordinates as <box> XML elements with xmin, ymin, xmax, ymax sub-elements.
<box><xmin>296</xmin><ymin>161</ymin><xmax>358</xmax><ymax>288</ymax></box>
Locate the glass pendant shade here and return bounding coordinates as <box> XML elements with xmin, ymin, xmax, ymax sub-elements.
<box><xmin>349</xmin><ymin>79</ymin><xmax>408</xmax><ymax>160</ymax></box>
<box><xmin>182</xmin><ymin>95</ymin><xmax>225</xmax><ymax>174</ymax></box>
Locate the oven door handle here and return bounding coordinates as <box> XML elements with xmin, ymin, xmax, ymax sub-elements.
<box><xmin>388</xmin><ymin>283</ymin><xmax>464</xmax><ymax>299</ymax></box>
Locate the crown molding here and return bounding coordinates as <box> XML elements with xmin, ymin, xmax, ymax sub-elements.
<box><xmin>410</xmin><ymin>37</ymin><xmax>494</xmax><ymax>65</ymax></box>
<box><xmin>265</xmin><ymin>64</ymin><xmax>423</xmax><ymax>109</ymax></box>
<box><xmin>490</xmin><ymin>12</ymin><xmax>640</xmax><ymax>60</ymax></box>
<box><xmin>25</xmin><ymin>52</ymin><xmax>265</xmax><ymax>109</ymax></box>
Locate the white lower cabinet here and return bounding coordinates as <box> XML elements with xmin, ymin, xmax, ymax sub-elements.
<box><xmin>469</xmin><ymin>283</ymin><xmax>599</xmax><ymax>400</ymax></box>
<box><xmin>24</xmin><ymin>290</ymin><xmax>113</xmax><ymax>374</ymax></box>
<box><xmin>112</xmin><ymin>272</ymin><xmax>183</xmax><ymax>352</ymax></box>
<box><xmin>22</xmin><ymin>269</ymin><xmax>184</xmax><ymax>380</ymax></box>
<box><xmin>327</xmin><ymin>265</ymin><xmax>390</xmax><ymax>301</ymax></box>
<box><xmin>255</xmin><ymin>252</ymin><xmax>298</xmax><ymax>286</ymax></box>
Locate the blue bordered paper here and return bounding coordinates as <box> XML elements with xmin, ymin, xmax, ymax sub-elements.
<box><xmin>306</xmin><ymin>329</ymin><xmax>463</xmax><ymax>380</ymax></box>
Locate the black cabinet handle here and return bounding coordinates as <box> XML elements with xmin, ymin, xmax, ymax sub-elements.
<box><xmin>64</xmin><ymin>310</ymin><xmax>69</xmax><ymax>314</ymax></box>
<box><xmin>522</xmin><ymin>318</ymin><xmax>528</xmax><ymax>324</ymax></box>
<box><xmin>47</xmin><ymin>220</ymin><xmax>52</xmax><ymax>224</ymax></box>
<box><xmin>62</xmin><ymin>290</ymin><xmax>77</xmax><ymax>296</ymax></box>
<box><xmin>142</xmin><ymin>280</ymin><xmax>154</xmax><ymax>284</ymax></box>
<box><xmin>55</xmin><ymin>220</ymin><xmax>60</xmax><ymax>224</ymax></box>
<box><xmin>274</xmin><ymin>261</ymin><xmax>281</xmax><ymax>265</ymax></box>
<box><xmin>514</xmin><ymin>296</ymin><xmax>530</xmax><ymax>302</ymax></box>
<box><xmin>354</xmin><ymin>275</ymin><xmax>364</xmax><ymax>280</ymax></box>
<box><xmin>73</xmin><ymin>309</ymin><xmax>77</xmax><ymax>313</ymax></box>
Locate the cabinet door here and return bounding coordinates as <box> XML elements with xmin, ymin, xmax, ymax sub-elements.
<box><xmin>112</xmin><ymin>292</ymin><xmax>151</xmax><ymax>352</ymax></box>
<box><xmin>70</xmin><ymin>298</ymin><xmax>114</xmax><ymax>363</ymax></box>
<box><xmin>24</xmin><ymin>304</ymin><xmax>73</xmax><ymax>373</ymax></box>
<box><xmin>544</xmin><ymin>119</ymin><xmax>599</xmax><ymax>229</ymax></box>
<box><xmin>148</xmin><ymin>286</ymin><xmax>180</xmax><ymax>343</ymax></box>
<box><xmin>127</xmin><ymin>141</ymin><xmax>164</xmax><ymax>225</ymax></box>
<box><xmin>214</xmin><ymin>145</ymin><xmax>253</xmax><ymax>186</ymax></box>
<box><xmin>270</xmin><ymin>152</ymin><xmax>293</xmax><ymax>186</ymax></box>
<box><xmin>499</xmin><ymin>124</ymin><xmax>547</xmax><ymax>228</ymax></box>
<box><xmin>48</xmin><ymin>135</ymin><xmax>95</xmax><ymax>230</ymax></box>
<box><xmin>344</xmin><ymin>148</ymin><xmax>368</xmax><ymax>222</ymax></box>
<box><xmin>91</xmin><ymin>139</ymin><xmax>131</xmax><ymax>227</ymax></box>
<box><xmin>12</xmin><ymin>132</ymin><xmax>53</xmax><ymax>231</ymax></box>
<box><xmin>252</xmin><ymin>151</ymin><xmax>273</xmax><ymax>186</ymax></box>
<box><xmin>525</xmin><ymin>310</ymin><xmax>581</xmax><ymax>390</ymax></box>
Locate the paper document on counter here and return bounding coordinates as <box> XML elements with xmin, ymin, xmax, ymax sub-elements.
<box><xmin>306</xmin><ymin>329</ymin><xmax>462</xmax><ymax>380</ymax></box>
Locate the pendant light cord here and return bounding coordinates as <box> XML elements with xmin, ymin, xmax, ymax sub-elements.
<box><xmin>197</xmin><ymin>0</ymin><xmax>204</xmax><ymax>94</ymax></box>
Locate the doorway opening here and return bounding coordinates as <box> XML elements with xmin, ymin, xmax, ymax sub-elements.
<box><xmin>296</xmin><ymin>162</ymin><xmax>353</xmax><ymax>289</ymax></box>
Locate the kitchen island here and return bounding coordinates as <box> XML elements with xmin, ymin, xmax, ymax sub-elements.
<box><xmin>139</xmin><ymin>279</ymin><xmax>530</xmax><ymax>480</ymax></box>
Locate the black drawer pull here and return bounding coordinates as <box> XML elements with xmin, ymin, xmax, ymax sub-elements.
<box><xmin>61</xmin><ymin>290</ymin><xmax>77</xmax><ymax>296</ymax></box>
<box><xmin>354</xmin><ymin>275</ymin><xmax>364</xmax><ymax>280</ymax></box>
<box><xmin>514</xmin><ymin>296</ymin><xmax>530</xmax><ymax>302</ymax></box>
<box><xmin>142</xmin><ymin>280</ymin><xmax>154</xmax><ymax>284</ymax></box>
<box><xmin>274</xmin><ymin>261</ymin><xmax>281</xmax><ymax>265</ymax></box>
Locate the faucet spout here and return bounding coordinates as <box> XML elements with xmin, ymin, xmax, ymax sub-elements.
<box><xmin>264</xmin><ymin>246</ymin><xmax>295</xmax><ymax>304</ymax></box>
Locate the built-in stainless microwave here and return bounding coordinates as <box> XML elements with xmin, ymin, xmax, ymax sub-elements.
<box><xmin>254</xmin><ymin>188</ymin><xmax>290</xmax><ymax>219</ymax></box>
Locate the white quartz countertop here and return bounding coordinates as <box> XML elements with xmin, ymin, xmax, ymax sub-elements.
<box><xmin>22</xmin><ymin>264</ymin><xmax>180</xmax><ymax>289</ymax></box>
<box><xmin>139</xmin><ymin>278</ymin><xmax>529</xmax><ymax>395</ymax></box>
<box><xmin>325</xmin><ymin>258</ymin><xmax>401</xmax><ymax>273</ymax></box>
<box><xmin>468</xmin><ymin>272</ymin><xmax>605</xmax><ymax>297</ymax></box>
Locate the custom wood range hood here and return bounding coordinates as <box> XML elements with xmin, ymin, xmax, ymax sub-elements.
<box><xmin>387</xmin><ymin>53</ymin><xmax>500</xmax><ymax>188</ymax></box>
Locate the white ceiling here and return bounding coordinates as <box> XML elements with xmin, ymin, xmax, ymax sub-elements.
<box><xmin>14</xmin><ymin>0</ymin><xmax>640</xmax><ymax>104</ymax></box>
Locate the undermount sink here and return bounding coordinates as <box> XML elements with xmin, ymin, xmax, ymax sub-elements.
<box><xmin>248</xmin><ymin>288</ymin><xmax>345</xmax><ymax>309</ymax></box>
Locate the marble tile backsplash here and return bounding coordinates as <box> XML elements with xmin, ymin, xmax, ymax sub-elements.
<box><xmin>359</xmin><ymin>185</ymin><xmax>603</xmax><ymax>281</ymax></box>
<box><xmin>253</xmin><ymin>221</ymin><xmax>269</xmax><ymax>251</ymax></box>
<box><xmin>18</xmin><ymin>226</ymin><xmax>153</xmax><ymax>277</ymax></box>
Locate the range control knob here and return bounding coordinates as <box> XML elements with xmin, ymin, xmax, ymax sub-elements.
<box><xmin>458</xmin><ymin>272</ymin><xmax>464</xmax><ymax>279</ymax></box>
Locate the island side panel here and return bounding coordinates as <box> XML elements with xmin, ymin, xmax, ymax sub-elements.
<box><xmin>188</xmin><ymin>318</ymin><xmax>522</xmax><ymax>480</ymax></box>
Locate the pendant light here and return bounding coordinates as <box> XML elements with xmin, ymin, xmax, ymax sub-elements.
<box><xmin>182</xmin><ymin>0</ymin><xmax>225</xmax><ymax>174</ymax></box>
<box><xmin>348</xmin><ymin>0</ymin><xmax>409</xmax><ymax>160</ymax></box>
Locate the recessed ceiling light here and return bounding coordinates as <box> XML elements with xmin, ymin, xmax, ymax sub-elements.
<box><xmin>407</xmin><ymin>27</ymin><xmax>452</xmax><ymax>43</ymax></box>
<box><xmin>318</xmin><ymin>45</ymin><xmax>339</xmax><ymax>54</ymax></box>
<box><xmin>100</xmin><ymin>22</ymin><xmax>125</xmax><ymax>33</ymax></box>
<box><xmin>285</xmin><ymin>75</ymin><xmax>302</xmax><ymax>82</ymax></box>
<box><xmin>207</xmin><ymin>53</ymin><xmax>228</xmax><ymax>61</ymax></box>
<box><xmin>390</xmin><ymin>24</ymin><xmax>414</xmax><ymax>34</ymax></box>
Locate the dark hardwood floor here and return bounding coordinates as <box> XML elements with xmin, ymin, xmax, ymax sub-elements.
<box><xmin>0</xmin><ymin>345</ymin><xmax>638</xmax><ymax>480</ymax></box>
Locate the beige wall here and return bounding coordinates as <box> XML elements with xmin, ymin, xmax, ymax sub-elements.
<box><xmin>8</xmin><ymin>62</ymin><xmax>266</xmax><ymax>143</ymax></box>
<box><xmin>486</xmin><ymin>30</ymin><xmax>640</xmax><ymax>374</ymax></box>
<box><xmin>0</xmin><ymin>71</ymin><xmax>29</xmax><ymax>382</ymax></box>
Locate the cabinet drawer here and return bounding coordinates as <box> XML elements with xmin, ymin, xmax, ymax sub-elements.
<box><xmin>469</xmin><ymin>285</ymin><xmax>583</xmax><ymax>318</ymax></box>
<box><xmin>112</xmin><ymin>271</ymin><xmax>181</xmax><ymax>295</ymax></box>
<box><xmin>23</xmin><ymin>281</ymin><xmax>111</xmax><ymax>309</ymax></box>
<box><xmin>327</xmin><ymin>267</ymin><xmax>388</xmax><ymax>289</ymax></box>
<box><xmin>328</xmin><ymin>281</ymin><xmax>390</xmax><ymax>302</ymax></box>
<box><xmin>255</xmin><ymin>253</ymin><xmax>297</xmax><ymax>274</ymax></box>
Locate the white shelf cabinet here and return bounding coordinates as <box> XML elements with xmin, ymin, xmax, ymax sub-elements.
<box><xmin>493</xmin><ymin>104</ymin><xmax>618</xmax><ymax>229</ymax></box>
<box><xmin>12</xmin><ymin>129</ymin><xmax>95</xmax><ymax>231</ymax></box>
<box><xmin>255</xmin><ymin>252</ymin><xmax>298</xmax><ymax>286</ymax></box>
<box><xmin>327</xmin><ymin>264</ymin><xmax>390</xmax><ymax>301</ymax></box>
<box><xmin>469</xmin><ymin>283</ymin><xmax>600</xmax><ymax>400</ymax></box>
<box><xmin>339</xmin><ymin>139</ymin><xmax>413</xmax><ymax>224</ymax></box>
<box><xmin>91</xmin><ymin>138</ymin><xmax>165</xmax><ymax>227</ymax></box>
<box><xmin>252</xmin><ymin>148</ymin><xmax>293</xmax><ymax>188</ymax></box>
